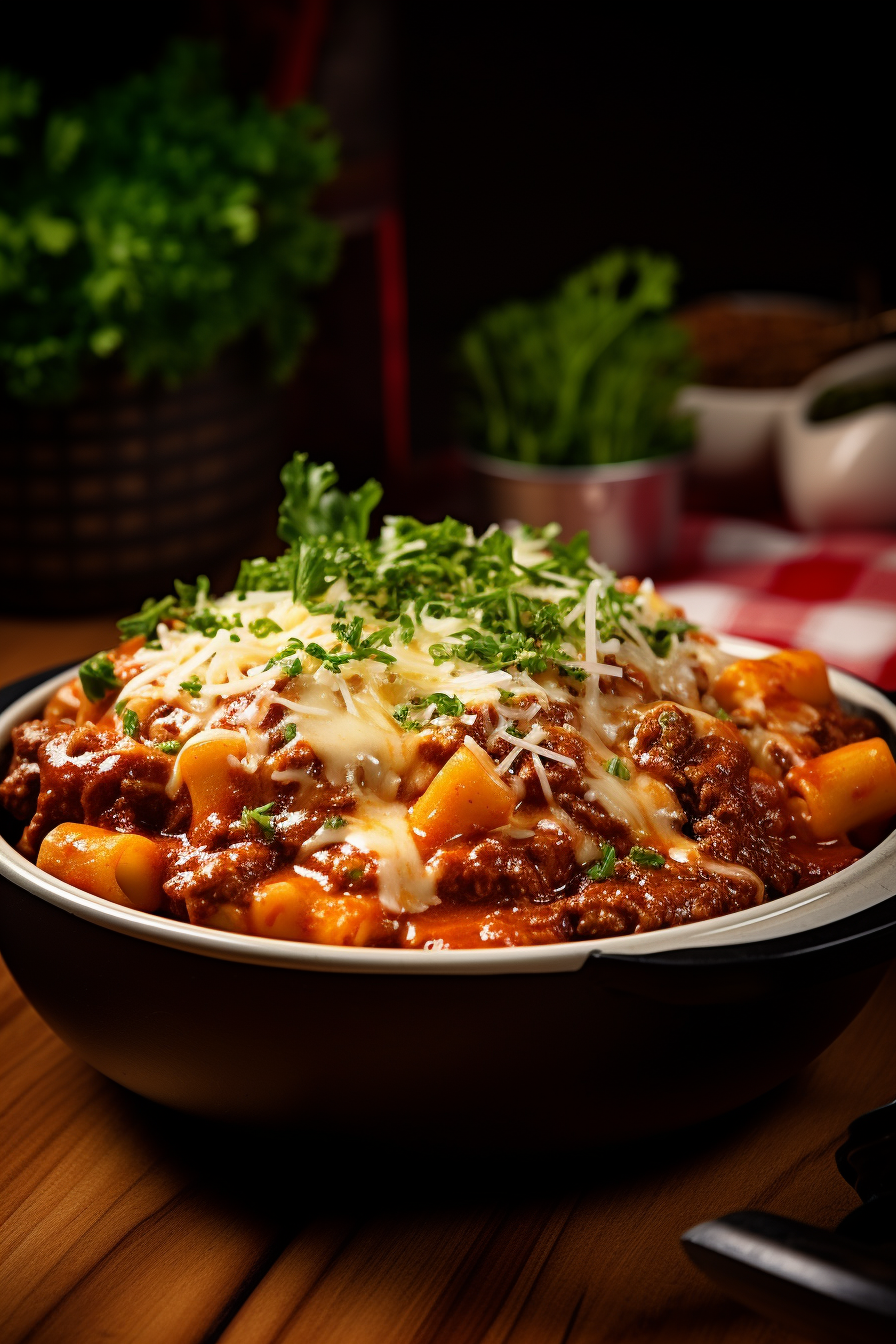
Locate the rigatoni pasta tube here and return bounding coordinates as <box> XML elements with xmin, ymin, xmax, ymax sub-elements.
<box><xmin>714</xmin><ymin>649</ymin><xmax>832</xmax><ymax>712</ymax></box>
<box><xmin>785</xmin><ymin>738</ymin><xmax>896</xmax><ymax>840</ymax></box>
<box><xmin>248</xmin><ymin>871</ymin><xmax>384</xmax><ymax>945</ymax></box>
<box><xmin>408</xmin><ymin>744</ymin><xmax>515</xmax><ymax>853</ymax></box>
<box><xmin>36</xmin><ymin>823</ymin><xmax>166</xmax><ymax>912</ymax></box>
<box><xmin>177</xmin><ymin>732</ymin><xmax>246</xmax><ymax>831</ymax></box>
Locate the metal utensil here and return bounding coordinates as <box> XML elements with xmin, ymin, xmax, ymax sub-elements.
<box><xmin>682</xmin><ymin>1100</ymin><xmax>896</xmax><ymax>1344</ymax></box>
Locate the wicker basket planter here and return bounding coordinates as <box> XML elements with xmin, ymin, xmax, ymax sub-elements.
<box><xmin>0</xmin><ymin>350</ymin><xmax>284</xmax><ymax>615</ymax></box>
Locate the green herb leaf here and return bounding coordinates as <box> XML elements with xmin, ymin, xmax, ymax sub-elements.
<box><xmin>587</xmin><ymin>844</ymin><xmax>616</xmax><ymax>881</ymax></box>
<box><xmin>278</xmin><ymin>453</ymin><xmax>382</xmax><ymax>545</ymax></box>
<box><xmin>241</xmin><ymin>802</ymin><xmax>276</xmax><ymax>836</ymax></box>
<box><xmin>716</xmin><ymin>707</ymin><xmax>731</xmax><ymax>721</ymax></box>
<box><xmin>605</xmin><ymin>755</ymin><xmax>630</xmax><ymax>780</ymax></box>
<box><xmin>629</xmin><ymin>846</ymin><xmax>666</xmax><ymax>868</ymax></box>
<box><xmin>117</xmin><ymin>596</ymin><xmax>176</xmax><ymax>639</ymax></box>
<box><xmin>248</xmin><ymin>618</ymin><xmax>283</xmax><ymax>638</ymax></box>
<box><xmin>79</xmin><ymin>653</ymin><xmax>121</xmax><ymax>703</ymax></box>
<box><xmin>158</xmin><ymin>740</ymin><xmax>181</xmax><ymax>754</ymax></box>
<box><xmin>122</xmin><ymin>708</ymin><xmax>139</xmax><ymax>738</ymax></box>
<box><xmin>281</xmin><ymin>722</ymin><xmax>297</xmax><ymax>744</ymax></box>
<box><xmin>323</xmin><ymin>815</ymin><xmax>348</xmax><ymax>829</ymax></box>
<box><xmin>179</xmin><ymin>675</ymin><xmax>203</xmax><ymax>697</ymax></box>
<box><xmin>458</xmin><ymin>249</ymin><xmax>696</xmax><ymax>467</ymax></box>
<box><xmin>417</xmin><ymin>692</ymin><xmax>466</xmax><ymax>718</ymax></box>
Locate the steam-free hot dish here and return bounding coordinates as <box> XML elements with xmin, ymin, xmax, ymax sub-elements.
<box><xmin>4</xmin><ymin>457</ymin><xmax>896</xmax><ymax>949</ymax></box>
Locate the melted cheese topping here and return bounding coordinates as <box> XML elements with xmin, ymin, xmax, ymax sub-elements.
<box><xmin>113</xmin><ymin>557</ymin><xmax>730</xmax><ymax>915</ymax></box>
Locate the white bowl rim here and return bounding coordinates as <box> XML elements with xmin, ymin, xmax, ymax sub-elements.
<box><xmin>787</xmin><ymin>341</ymin><xmax>896</xmax><ymax>430</ymax></box>
<box><xmin>1</xmin><ymin>636</ymin><xmax>894</xmax><ymax>977</ymax></box>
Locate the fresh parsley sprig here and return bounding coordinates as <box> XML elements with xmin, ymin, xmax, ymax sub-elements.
<box><xmin>80</xmin><ymin>654</ymin><xmax>121</xmax><ymax>703</ymax></box>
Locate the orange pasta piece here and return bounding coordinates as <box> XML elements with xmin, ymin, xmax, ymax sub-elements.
<box><xmin>785</xmin><ymin>738</ymin><xmax>896</xmax><ymax>840</ymax></box>
<box><xmin>178</xmin><ymin>734</ymin><xmax>246</xmax><ymax>832</ymax></box>
<box><xmin>247</xmin><ymin>870</ymin><xmax>386</xmax><ymax>945</ymax></box>
<box><xmin>714</xmin><ymin>649</ymin><xmax>832</xmax><ymax>712</ymax></box>
<box><xmin>408</xmin><ymin>744</ymin><xmax>515</xmax><ymax>854</ymax></box>
<box><xmin>36</xmin><ymin>823</ymin><xmax>166</xmax><ymax>912</ymax></box>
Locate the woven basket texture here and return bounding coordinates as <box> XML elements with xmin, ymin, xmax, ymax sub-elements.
<box><xmin>0</xmin><ymin>351</ymin><xmax>284</xmax><ymax>615</ymax></box>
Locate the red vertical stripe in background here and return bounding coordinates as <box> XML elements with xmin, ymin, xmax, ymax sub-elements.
<box><xmin>267</xmin><ymin>0</ymin><xmax>331</xmax><ymax>108</ymax></box>
<box><xmin>377</xmin><ymin>207</ymin><xmax>411</xmax><ymax>470</ymax></box>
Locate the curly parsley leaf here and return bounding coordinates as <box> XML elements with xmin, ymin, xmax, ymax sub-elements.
<box><xmin>588</xmin><ymin>844</ymin><xmax>616</xmax><ymax>881</ymax></box>
<box><xmin>629</xmin><ymin>846</ymin><xmax>666</xmax><ymax>869</ymax></box>
<box><xmin>79</xmin><ymin>653</ymin><xmax>121</xmax><ymax>702</ymax></box>
<box><xmin>605</xmin><ymin>755</ymin><xmax>630</xmax><ymax>780</ymax></box>
<box><xmin>242</xmin><ymin>802</ymin><xmax>276</xmax><ymax>836</ymax></box>
<box><xmin>179</xmin><ymin>674</ymin><xmax>203</xmax><ymax>697</ymax></box>
<box><xmin>278</xmin><ymin>453</ymin><xmax>382</xmax><ymax>545</ymax></box>
<box><xmin>248</xmin><ymin>618</ymin><xmax>283</xmax><ymax>639</ymax></box>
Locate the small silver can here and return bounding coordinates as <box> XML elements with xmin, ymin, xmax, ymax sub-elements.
<box><xmin>467</xmin><ymin>451</ymin><xmax>689</xmax><ymax>576</ymax></box>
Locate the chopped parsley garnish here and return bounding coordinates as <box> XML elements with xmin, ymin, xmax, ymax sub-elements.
<box><xmin>605</xmin><ymin>755</ymin><xmax>630</xmax><ymax>780</ymax></box>
<box><xmin>588</xmin><ymin>844</ymin><xmax>616</xmax><ymax>881</ymax></box>
<box><xmin>121</xmin><ymin>708</ymin><xmax>139</xmax><ymax>738</ymax></box>
<box><xmin>304</xmin><ymin>621</ymin><xmax>396</xmax><ymax>675</ymax></box>
<box><xmin>643</xmin><ymin>616</ymin><xmax>695</xmax><ymax>658</ymax></box>
<box><xmin>629</xmin><ymin>846</ymin><xmax>666</xmax><ymax>868</ymax></box>
<box><xmin>241</xmin><ymin>802</ymin><xmax>276</xmax><ymax>836</ymax></box>
<box><xmin>281</xmin><ymin>722</ymin><xmax>297</xmax><ymax>744</ymax></box>
<box><xmin>716</xmin><ymin>707</ymin><xmax>731</xmax><ymax>721</ymax></box>
<box><xmin>505</xmin><ymin>723</ymin><xmax>525</xmax><ymax>739</ymax></box>
<box><xmin>117</xmin><ymin>595</ymin><xmax>177</xmax><ymax>639</ymax></box>
<box><xmin>248</xmin><ymin>618</ymin><xmax>283</xmax><ymax>638</ymax></box>
<box><xmin>393</xmin><ymin>692</ymin><xmax>466</xmax><ymax>730</ymax></box>
<box><xmin>323</xmin><ymin>815</ymin><xmax>348</xmax><ymax>829</ymax></box>
<box><xmin>158</xmin><ymin>740</ymin><xmax>181</xmax><ymax>754</ymax></box>
<box><xmin>179</xmin><ymin>675</ymin><xmax>203</xmax><ymax>697</ymax></box>
<box><xmin>418</xmin><ymin>692</ymin><xmax>465</xmax><ymax>718</ymax></box>
<box><xmin>116</xmin><ymin>452</ymin><xmax>701</xmax><ymax>686</ymax></box>
<box><xmin>499</xmin><ymin>689</ymin><xmax>516</xmax><ymax>704</ymax></box>
<box><xmin>79</xmin><ymin>654</ymin><xmax>121</xmax><ymax>703</ymax></box>
<box><xmin>264</xmin><ymin>637</ymin><xmax>304</xmax><ymax>675</ymax></box>
<box><xmin>393</xmin><ymin>704</ymin><xmax>422</xmax><ymax>731</ymax></box>
<box><xmin>230</xmin><ymin>633</ymin><xmax>240</xmax><ymax>643</ymax></box>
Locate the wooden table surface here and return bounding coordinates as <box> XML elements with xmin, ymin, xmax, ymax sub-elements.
<box><xmin>2</xmin><ymin>620</ymin><xmax>895</xmax><ymax>1344</ymax></box>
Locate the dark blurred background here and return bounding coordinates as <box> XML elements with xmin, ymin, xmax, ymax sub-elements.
<box><xmin>6</xmin><ymin>0</ymin><xmax>891</xmax><ymax>480</ymax></box>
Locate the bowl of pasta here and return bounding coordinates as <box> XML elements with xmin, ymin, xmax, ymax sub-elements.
<box><xmin>1</xmin><ymin>455</ymin><xmax>894</xmax><ymax>1142</ymax></box>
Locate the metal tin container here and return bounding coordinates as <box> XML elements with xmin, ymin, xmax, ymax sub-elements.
<box><xmin>467</xmin><ymin>451</ymin><xmax>688</xmax><ymax>575</ymax></box>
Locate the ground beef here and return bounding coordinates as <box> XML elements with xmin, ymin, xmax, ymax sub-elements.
<box><xmin>163</xmin><ymin>839</ymin><xmax>281</xmax><ymax>921</ymax></box>
<box><xmin>435</xmin><ymin>836</ymin><xmax>553</xmax><ymax>904</ymax></box>
<box><xmin>630</xmin><ymin>703</ymin><xmax>695</xmax><ymax>790</ymax></box>
<box><xmin>682</xmin><ymin>735</ymin><xmax>801</xmax><ymax>895</ymax></box>
<box><xmin>501</xmin><ymin>723</ymin><xmax>585</xmax><ymax>805</ymax></box>
<box><xmin>809</xmin><ymin>707</ymin><xmax>877</xmax><ymax>755</ymax></box>
<box><xmin>17</xmin><ymin>726</ymin><xmax>183</xmax><ymax>857</ymax></box>
<box><xmin>0</xmin><ymin>719</ymin><xmax>65</xmax><ymax>822</ymax></box>
<box><xmin>564</xmin><ymin>859</ymin><xmax>760</xmax><ymax>938</ymax></box>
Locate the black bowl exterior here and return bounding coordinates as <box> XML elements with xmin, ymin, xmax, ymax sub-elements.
<box><xmin>0</xmin><ymin>876</ymin><xmax>885</xmax><ymax>1138</ymax></box>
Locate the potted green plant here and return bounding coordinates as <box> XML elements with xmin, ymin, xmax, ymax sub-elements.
<box><xmin>0</xmin><ymin>42</ymin><xmax>339</xmax><ymax>612</ymax></box>
<box><xmin>459</xmin><ymin>250</ymin><xmax>696</xmax><ymax>574</ymax></box>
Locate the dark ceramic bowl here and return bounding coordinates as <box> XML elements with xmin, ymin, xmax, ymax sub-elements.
<box><xmin>1</xmin><ymin>640</ymin><xmax>894</xmax><ymax>1142</ymax></box>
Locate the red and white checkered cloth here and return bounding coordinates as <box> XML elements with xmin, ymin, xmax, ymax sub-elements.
<box><xmin>659</xmin><ymin>517</ymin><xmax>896</xmax><ymax>691</ymax></box>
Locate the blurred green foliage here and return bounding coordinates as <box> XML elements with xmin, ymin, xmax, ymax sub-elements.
<box><xmin>458</xmin><ymin>250</ymin><xmax>697</xmax><ymax>466</ymax></box>
<box><xmin>0</xmin><ymin>42</ymin><xmax>339</xmax><ymax>402</ymax></box>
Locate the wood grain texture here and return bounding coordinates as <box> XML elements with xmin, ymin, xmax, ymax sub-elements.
<box><xmin>1</xmin><ymin>950</ymin><xmax>893</xmax><ymax>1344</ymax></box>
